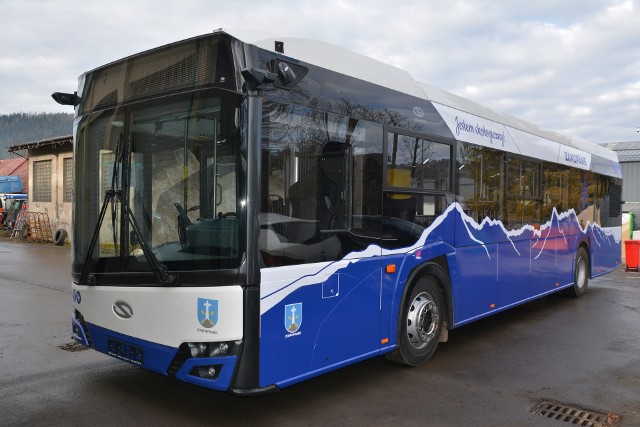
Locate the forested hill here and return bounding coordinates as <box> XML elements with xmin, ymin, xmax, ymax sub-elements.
<box><xmin>0</xmin><ymin>113</ymin><xmax>74</xmax><ymax>159</ymax></box>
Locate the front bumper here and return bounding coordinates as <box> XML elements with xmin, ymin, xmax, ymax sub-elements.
<box><xmin>72</xmin><ymin>310</ymin><xmax>239</xmax><ymax>391</ymax></box>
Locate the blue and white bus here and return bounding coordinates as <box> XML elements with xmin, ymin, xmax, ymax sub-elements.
<box><xmin>58</xmin><ymin>29</ymin><xmax>622</xmax><ymax>395</ymax></box>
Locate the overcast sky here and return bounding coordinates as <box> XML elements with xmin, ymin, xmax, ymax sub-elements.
<box><xmin>2</xmin><ymin>0</ymin><xmax>639</xmax><ymax>143</ymax></box>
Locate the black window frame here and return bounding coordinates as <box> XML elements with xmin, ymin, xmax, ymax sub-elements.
<box><xmin>383</xmin><ymin>126</ymin><xmax>456</xmax><ymax>196</ymax></box>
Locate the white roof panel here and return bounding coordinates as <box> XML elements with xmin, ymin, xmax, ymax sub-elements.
<box><xmin>220</xmin><ymin>28</ymin><xmax>425</xmax><ymax>99</ymax></box>
<box><xmin>218</xmin><ymin>28</ymin><xmax>619</xmax><ymax>175</ymax></box>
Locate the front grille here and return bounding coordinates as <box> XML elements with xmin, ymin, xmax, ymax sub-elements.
<box><xmin>93</xmin><ymin>89</ymin><xmax>118</xmax><ymax>111</ymax></box>
<box><xmin>82</xmin><ymin>35</ymin><xmax>220</xmax><ymax>114</ymax></box>
<box><xmin>127</xmin><ymin>50</ymin><xmax>208</xmax><ymax>101</ymax></box>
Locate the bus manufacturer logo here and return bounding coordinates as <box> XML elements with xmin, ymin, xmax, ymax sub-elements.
<box><xmin>285</xmin><ymin>303</ymin><xmax>302</xmax><ymax>335</ymax></box>
<box><xmin>198</xmin><ymin>298</ymin><xmax>218</xmax><ymax>329</ymax></box>
<box><xmin>412</xmin><ymin>107</ymin><xmax>425</xmax><ymax>118</ymax></box>
<box><xmin>113</xmin><ymin>300</ymin><xmax>133</xmax><ymax>319</ymax></box>
<box><xmin>72</xmin><ymin>290</ymin><xmax>81</xmax><ymax>304</ymax></box>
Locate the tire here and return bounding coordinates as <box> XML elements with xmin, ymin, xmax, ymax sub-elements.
<box><xmin>567</xmin><ymin>246</ymin><xmax>589</xmax><ymax>298</ymax></box>
<box><xmin>53</xmin><ymin>228</ymin><xmax>67</xmax><ymax>245</ymax></box>
<box><xmin>386</xmin><ymin>276</ymin><xmax>444</xmax><ymax>366</ymax></box>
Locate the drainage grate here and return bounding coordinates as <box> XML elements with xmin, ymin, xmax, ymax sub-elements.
<box><xmin>531</xmin><ymin>400</ymin><xmax>621</xmax><ymax>427</ymax></box>
<box><xmin>58</xmin><ymin>342</ymin><xmax>89</xmax><ymax>352</ymax></box>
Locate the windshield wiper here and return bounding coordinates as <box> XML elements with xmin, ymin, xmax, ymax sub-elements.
<box><xmin>119</xmin><ymin>189</ymin><xmax>176</xmax><ymax>285</ymax></box>
<box><xmin>79</xmin><ymin>134</ymin><xmax>176</xmax><ymax>286</ymax></box>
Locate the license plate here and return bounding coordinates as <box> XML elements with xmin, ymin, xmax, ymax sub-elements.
<box><xmin>107</xmin><ymin>338</ymin><xmax>144</xmax><ymax>366</ymax></box>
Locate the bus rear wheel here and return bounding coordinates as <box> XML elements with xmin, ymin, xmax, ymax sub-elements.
<box><xmin>567</xmin><ymin>246</ymin><xmax>589</xmax><ymax>298</ymax></box>
<box><xmin>387</xmin><ymin>276</ymin><xmax>444</xmax><ymax>366</ymax></box>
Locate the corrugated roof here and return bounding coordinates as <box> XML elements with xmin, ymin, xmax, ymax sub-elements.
<box><xmin>615</xmin><ymin>150</ymin><xmax>640</xmax><ymax>162</ymax></box>
<box><xmin>602</xmin><ymin>141</ymin><xmax>640</xmax><ymax>150</ymax></box>
<box><xmin>8</xmin><ymin>135</ymin><xmax>73</xmax><ymax>153</ymax></box>
<box><xmin>0</xmin><ymin>158</ymin><xmax>28</xmax><ymax>191</ymax></box>
<box><xmin>0</xmin><ymin>158</ymin><xmax>26</xmax><ymax>176</ymax></box>
<box><xmin>601</xmin><ymin>141</ymin><xmax>640</xmax><ymax>162</ymax></box>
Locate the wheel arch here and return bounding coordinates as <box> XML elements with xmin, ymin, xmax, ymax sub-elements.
<box><xmin>402</xmin><ymin>255</ymin><xmax>453</xmax><ymax>335</ymax></box>
<box><xmin>576</xmin><ymin>239</ymin><xmax>592</xmax><ymax>278</ymax></box>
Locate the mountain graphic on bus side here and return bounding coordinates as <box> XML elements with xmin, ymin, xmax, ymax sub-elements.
<box><xmin>260</xmin><ymin>202</ymin><xmax>621</xmax><ymax>316</ymax></box>
<box><xmin>455</xmin><ymin>204</ymin><xmax>620</xmax><ymax>257</ymax></box>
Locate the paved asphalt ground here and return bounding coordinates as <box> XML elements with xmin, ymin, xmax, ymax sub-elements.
<box><xmin>0</xmin><ymin>237</ymin><xmax>638</xmax><ymax>426</ymax></box>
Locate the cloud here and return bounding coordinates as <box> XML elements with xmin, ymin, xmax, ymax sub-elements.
<box><xmin>1</xmin><ymin>0</ymin><xmax>639</xmax><ymax>142</ymax></box>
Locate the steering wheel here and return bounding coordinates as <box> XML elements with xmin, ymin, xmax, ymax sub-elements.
<box><xmin>221</xmin><ymin>212</ymin><xmax>237</xmax><ymax>219</ymax></box>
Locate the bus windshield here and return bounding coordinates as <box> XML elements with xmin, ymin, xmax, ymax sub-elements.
<box><xmin>72</xmin><ymin>89</ymin><xmax>245</xmax><ymax>284</ymax></box>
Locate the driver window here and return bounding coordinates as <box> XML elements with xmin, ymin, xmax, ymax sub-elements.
<box><xmin>261</xmin><ymin>102</ymin><xmax>370</xmax><ymax>267</ymax></box>
<box><xmin>260</xmin><ymin>105</ymin><xmax>345</xmax><ymax>267</ymax></box>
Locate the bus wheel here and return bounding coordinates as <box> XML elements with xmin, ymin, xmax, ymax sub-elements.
<box><xmin>387</xmin><ymin>276</ymin><xmax>444</xmax><ymax>366</ymax></box>
<box><xmin>567</xmin><ymin>246</ymin><xmax>589</xmax><ymax>297</ymax></box>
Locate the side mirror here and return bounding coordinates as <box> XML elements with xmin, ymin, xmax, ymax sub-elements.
<box><xmin>51</xmin><ymin>91</ymin><xmax>81</xmax><ymax>106</ymax></box>
<box><xmin>276</xmin><ymin>61</ymin><xmax>296</xmax><ymax>85</ymax></box>
<box><xmin>269</xmin><ymin>59</ymin><xmax>308</xmax><ymax>90</ymax></box>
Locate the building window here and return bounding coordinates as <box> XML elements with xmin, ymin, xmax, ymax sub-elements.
<box><xmin>33</xmin><ymin>160</ymin><xmax>52</xmax><ymax>202</ymax></box>
<box><xmin>63</xmin><ymin>157</ymin><xmax>73</xmax><ymax>203</ymax></box>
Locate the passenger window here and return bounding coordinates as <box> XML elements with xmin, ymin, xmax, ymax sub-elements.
<box><xmin>506</xmin><ymin>157</ymin><xmax>541</xmax><ymax>229</ymax></box>
<box><xmin>381</xmin><ymin>192</ymin><xmax>451</xmax><ymax>249</ymax></box>
<box><xmin>507</xmin><ymin>157</ymin><xmax>540</xmax><ymax>198</ymax></box>
<box><xmin>386</xmin><ymin>133</ymin><xmax>451</xmax><ymax>191</ymax></box>
<box><xmin>457</xmin><ymin>143</ymin><xmax>503</xmax><ymax>223</ymax></box>
<box><xmin>542</xmin><ymin>163</ymin><xmax>569</xmax><ymax>221</ymax></box>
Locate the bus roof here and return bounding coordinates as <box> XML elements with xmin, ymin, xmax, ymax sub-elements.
<box><xmin>220</xmin><ymin>28</ymin><xmax>620</xmax><ymax>178</ymax></box>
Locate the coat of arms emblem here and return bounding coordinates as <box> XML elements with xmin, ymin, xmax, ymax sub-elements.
<box><xmin>198</xmin><ymin>298</ymin><xmax>218</xmax><ymax>329</ymax></box>
<box><xmin>284</xmin><ymin>303</ymin><xmax>302</xmax><ymax>333</ymax></box>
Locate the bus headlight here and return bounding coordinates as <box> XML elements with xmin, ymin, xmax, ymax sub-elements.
<box><xmin>187</xmin><ymin>340</ymin><xmax>239</xmax><ymax>358</ymax></box>
<box><xmin>219</xmin><ymin>342</ymin><xmax>229</xmax><ymax>354</ymax></box>
<box><xmin>197</xmin><ymin>343</ymin><xmax>207</xmax><ymax>355</ymax></box>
